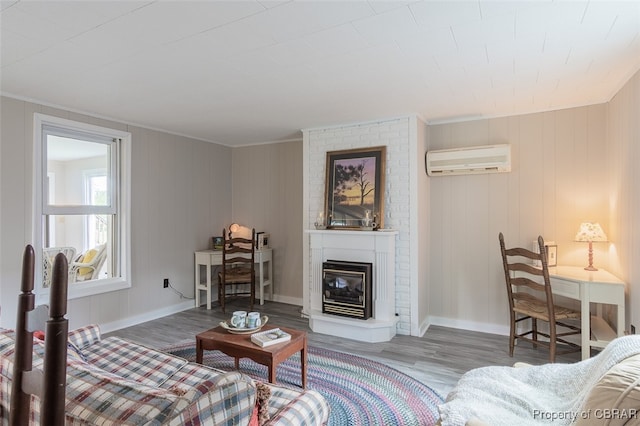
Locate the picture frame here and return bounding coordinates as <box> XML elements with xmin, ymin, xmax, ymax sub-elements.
<box><xmin>532</xmin><ymin>240</ymin><xmax>557</xmax><ymax>267</ymax></box>
<box><xmin>324</xmin><ymin>146</ymin><xmax>386</xmax><ymax>229</ymax></box>
<box><xmin>255</xmin><ymin>232</ymin><xmax>270</xmax><ymax>250</ymax></box>
<box><xmin>212</xmin><ymin>236</ymin><xmax>224</xmax><ymax>250</ymax></box>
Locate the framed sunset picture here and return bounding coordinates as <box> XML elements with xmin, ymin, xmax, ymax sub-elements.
<box><xmin>324</xmin><ymin>146</ymin><xmax>386</xmax><ymax>229</ymax></box>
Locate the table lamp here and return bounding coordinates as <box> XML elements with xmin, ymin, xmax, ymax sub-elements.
<box><xmin>227</xmin><ymin>223</ymin><xmax>241</xmax><ymax>247</ymax></box>
<box><xmin>228</xmin><ymin>223</ymin><xmax>240</xmax><ymax>239</ymax></box>
<box><xmin>228</xmin><ymin>223</ymin><xmax>252</xmax><ymax>241</ymax></box>
<box><xmin>574</xmin><ymin>222</ymin><xmax>608</xmax><ymax>271</ymax></box>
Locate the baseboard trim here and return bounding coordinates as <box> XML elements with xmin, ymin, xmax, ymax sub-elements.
<box><xmin>417</xmin><ymin>317</ymin><xmax>431</xmax><ymax>337</ymax></box>
<box><xmin>426</xmin><ymin>316</ymin><xmax>510</xmax><ymax>336</ymax></box>
<box><xmin>270</xmin><ymin>294</ymin><xmax>302</xmax><ymax>307</ymax></box>
<box><xmin>99</xmin><ymin>300</ymin><xmax>194</xmax><ymax>334</ymax></box>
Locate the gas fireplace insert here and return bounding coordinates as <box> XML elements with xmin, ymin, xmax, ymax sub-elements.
<box><xmin>322</xmin><ymin>260</ymin><xmax>372</xmax><ymax>319</ymax></box>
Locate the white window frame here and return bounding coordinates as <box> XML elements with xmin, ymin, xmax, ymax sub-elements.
<box><xmin>83</xmin><ymin>169</ymin><xmax>108</xmax><ymax>249</ymax></box>
<box><xmin>34</xmin><ymin>113</ymin><xmax>131</xmax><ymax>302</ymax></box>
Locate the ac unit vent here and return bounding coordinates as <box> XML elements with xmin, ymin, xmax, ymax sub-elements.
<box><xmin>425</xmin><ymin>144</ymin><xmax>511</xmax><ymax>176</ymax></box>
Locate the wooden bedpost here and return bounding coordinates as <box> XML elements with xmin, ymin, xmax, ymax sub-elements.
<box><xmin>9</xmin><ymin>247</ymin><xmax>69</xmax><ymax>426</ymax></box>
<box><xmin>9</xmin><ymin>245</ymin><xmax>36</xmax><ymax>426</ymax></box>
<box><xmin>41</xmin><ymin>253</ymin><xmax>68</xmax><ymax>426</ymax></box>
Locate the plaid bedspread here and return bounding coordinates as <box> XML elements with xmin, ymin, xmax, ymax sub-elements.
<box><xmin>1</xmin><ymin>325</ymin><xmax>329</xmax><ymax>426</ymax></box>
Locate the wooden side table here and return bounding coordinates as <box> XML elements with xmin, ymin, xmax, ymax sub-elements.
<box><xmin>549</xmin><ymin>266</ymin><xmax>626</xmax><ymax>359</ymax></box>
<box><xmin>196</xmin><ymin>325</ymin><xmax>307</xmax><ymax>388</ymax></box>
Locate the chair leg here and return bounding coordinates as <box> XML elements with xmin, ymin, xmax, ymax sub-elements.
<box><xmin>249</xmin><ymin>279</ymin><xmax>255</xmax><ymax>312</ymax></box>
<box><xmin>532</xmin><ymin>318</ymin><xmax>538</xmax><ymax>349</ymax></box>
<box><xmin>549</xmin><ymin>321</ymin><xmax>557</xmax><ymax>363</ymax></box>
<box><xmin>220</xmin><ymin>283</ymin><xmax>226</xmax><ymax>314</ymax></box>
<box><xmin>509</xmin><ymin>312</ymin><xmax>516</xmax><ymax>357</ymax></box>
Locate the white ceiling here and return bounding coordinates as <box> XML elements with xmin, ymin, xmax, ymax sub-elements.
<box><xmin>2</xmin><ymin>1</ymin><xmax>639</xmax><ymax>147</ymax></box>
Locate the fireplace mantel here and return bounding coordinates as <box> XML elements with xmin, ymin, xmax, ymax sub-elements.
<box><xmin>305</xmin><ymin>229</ymin><xmax>399</xmax><ymax>342</ymax></box>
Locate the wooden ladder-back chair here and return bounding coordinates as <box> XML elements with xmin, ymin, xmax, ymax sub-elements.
<box><xmin>10</xmin><ymin>245</ymin><xmax>69</xmax><ymax>426</ymax></box>
<box><xmin>218</xmin><ymin>228</ymin><xmax>256</xmax><ymax>313</ymax></box>
<box><xmin>498</xmin><ymin>233</ymin><xmax>581</xmax><ymax>362</ymax></box>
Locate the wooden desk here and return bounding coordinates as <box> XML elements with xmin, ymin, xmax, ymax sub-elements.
<box><xmin>196</xmin><ymin>325</ymin><xmax>307</xmax><ymax>388</ymax></box>
<box><xmin>195</xmin><ymin>248</ymin><xmax>273</xmax><ymax>310</ymax></box>
<box><xmin>549</xmin><ymin>266</ymin><xmax>626</xmax><ymax>360</ymax></box>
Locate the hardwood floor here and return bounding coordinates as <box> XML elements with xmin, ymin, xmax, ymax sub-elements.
<box><xmin>106</xmin><ymin>300</ymin><xmax>582</xmax><ymax>396</ymax></box>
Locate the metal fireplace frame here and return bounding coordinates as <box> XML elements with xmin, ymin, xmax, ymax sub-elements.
<box><xmin>322</xmin><ymin>260</ymin><xmax>373</xmax><ymax>319</ymax></box>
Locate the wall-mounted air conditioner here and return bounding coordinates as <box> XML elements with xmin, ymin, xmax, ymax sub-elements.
<box><xmin>425</xmin><ymin>144</ymin><xmax>511</xmax><ymax>176</ymax></box>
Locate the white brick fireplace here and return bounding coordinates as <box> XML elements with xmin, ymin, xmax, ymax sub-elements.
<box><xmin>302</xmin><ymin>115</ymin><xmax>429</xmax><ymax>338</ymax></box>
<box><xmin>306</xmin><ymin>229</ymin><xmax>399</xmax><ymax>342</ymax></box>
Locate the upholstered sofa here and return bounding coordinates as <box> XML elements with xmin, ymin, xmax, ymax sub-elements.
<box><xmin>438</xmin><ymin>335</ymin><xmax>640</xmax><ymax>426</ymax></box>
<box><xmin>0</xmin><ymin>324</ymin><xmax>329</xmax><ymax>425</ymax></box>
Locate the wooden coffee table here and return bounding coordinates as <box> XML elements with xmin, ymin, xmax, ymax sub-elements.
<box><xmin>196</xmin><ymin>324</ymin><xmax>307</xmax><ymax>388</ymax></box>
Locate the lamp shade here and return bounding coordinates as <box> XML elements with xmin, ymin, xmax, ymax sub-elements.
<box><xmin>229</xmin><ymin>223</ymin><xmax>252</xmax><ymax>239</ymax></box>
<box><xmin>574</xmin><ymin>222</ymin><xmax>608</xmax><ymax>242</ymax></box>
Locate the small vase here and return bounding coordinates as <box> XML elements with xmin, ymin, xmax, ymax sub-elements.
<box><xmin>315</xmin><ymin>211</ymin><xmax>326</xmax><ymax>230</ymax></box>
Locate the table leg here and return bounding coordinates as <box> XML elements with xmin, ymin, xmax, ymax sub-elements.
<box><xmin>301</xmin><ymin>341</ymin><xmax>307</xmax><ymax>389</ymax></box>
<box><xmin>196</xmin><ymin>338</ymin><xmax>203</xmax><ymax>364</ymax></box>
<box><xmin>195</xmin><ymin>262</ymin><xmax>200</xmax><ymax>308</ymax></box>
<box><xmin>617</xmin><ymin>298</ymin><xmax>625</xmax><ymax>337</ymax></box>
<box><xmin>268</xmin><ymin>258</ymin><xmax>273</xmax><ymax>302</ymax></box>
<box><xmin>206</xmin><ymin>262</ymin><xmax>212</xmax><ymax>310</ymax></box>
<box><xmin>268</xmin><ymin>362</ymin><xmax>276</xmax><ymax>384</ymax></box>
<box><xmin>259</xmin><ymin>258</ymin><xmax>265</xmax><ymax>305</ymax></box>
<box><xmin>581</xmin><ymin>284</ymin><xmax>590</xmax><ymax>360</ymax></box>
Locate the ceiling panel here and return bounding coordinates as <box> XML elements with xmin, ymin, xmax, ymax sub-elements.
<box><xmin>1</xmin><ymin>0</ymin><xmax>639</xmax><ymax>146</ymax></box>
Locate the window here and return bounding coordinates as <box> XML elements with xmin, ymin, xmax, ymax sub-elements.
<box><xmin>84</xmin><ymin>171</ymin><xmax>108</xmax><ymax>249</ymax></box>
<box><xmin>34</xmin><ymin>114</ymin><xmax>131</xmax><ymax>301</ymax></box>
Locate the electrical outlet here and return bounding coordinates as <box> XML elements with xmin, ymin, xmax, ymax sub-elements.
<box><xmin>163</xmin><ymin>278</ymin><xmax>169</xmax><ymax>288</ymax></box>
